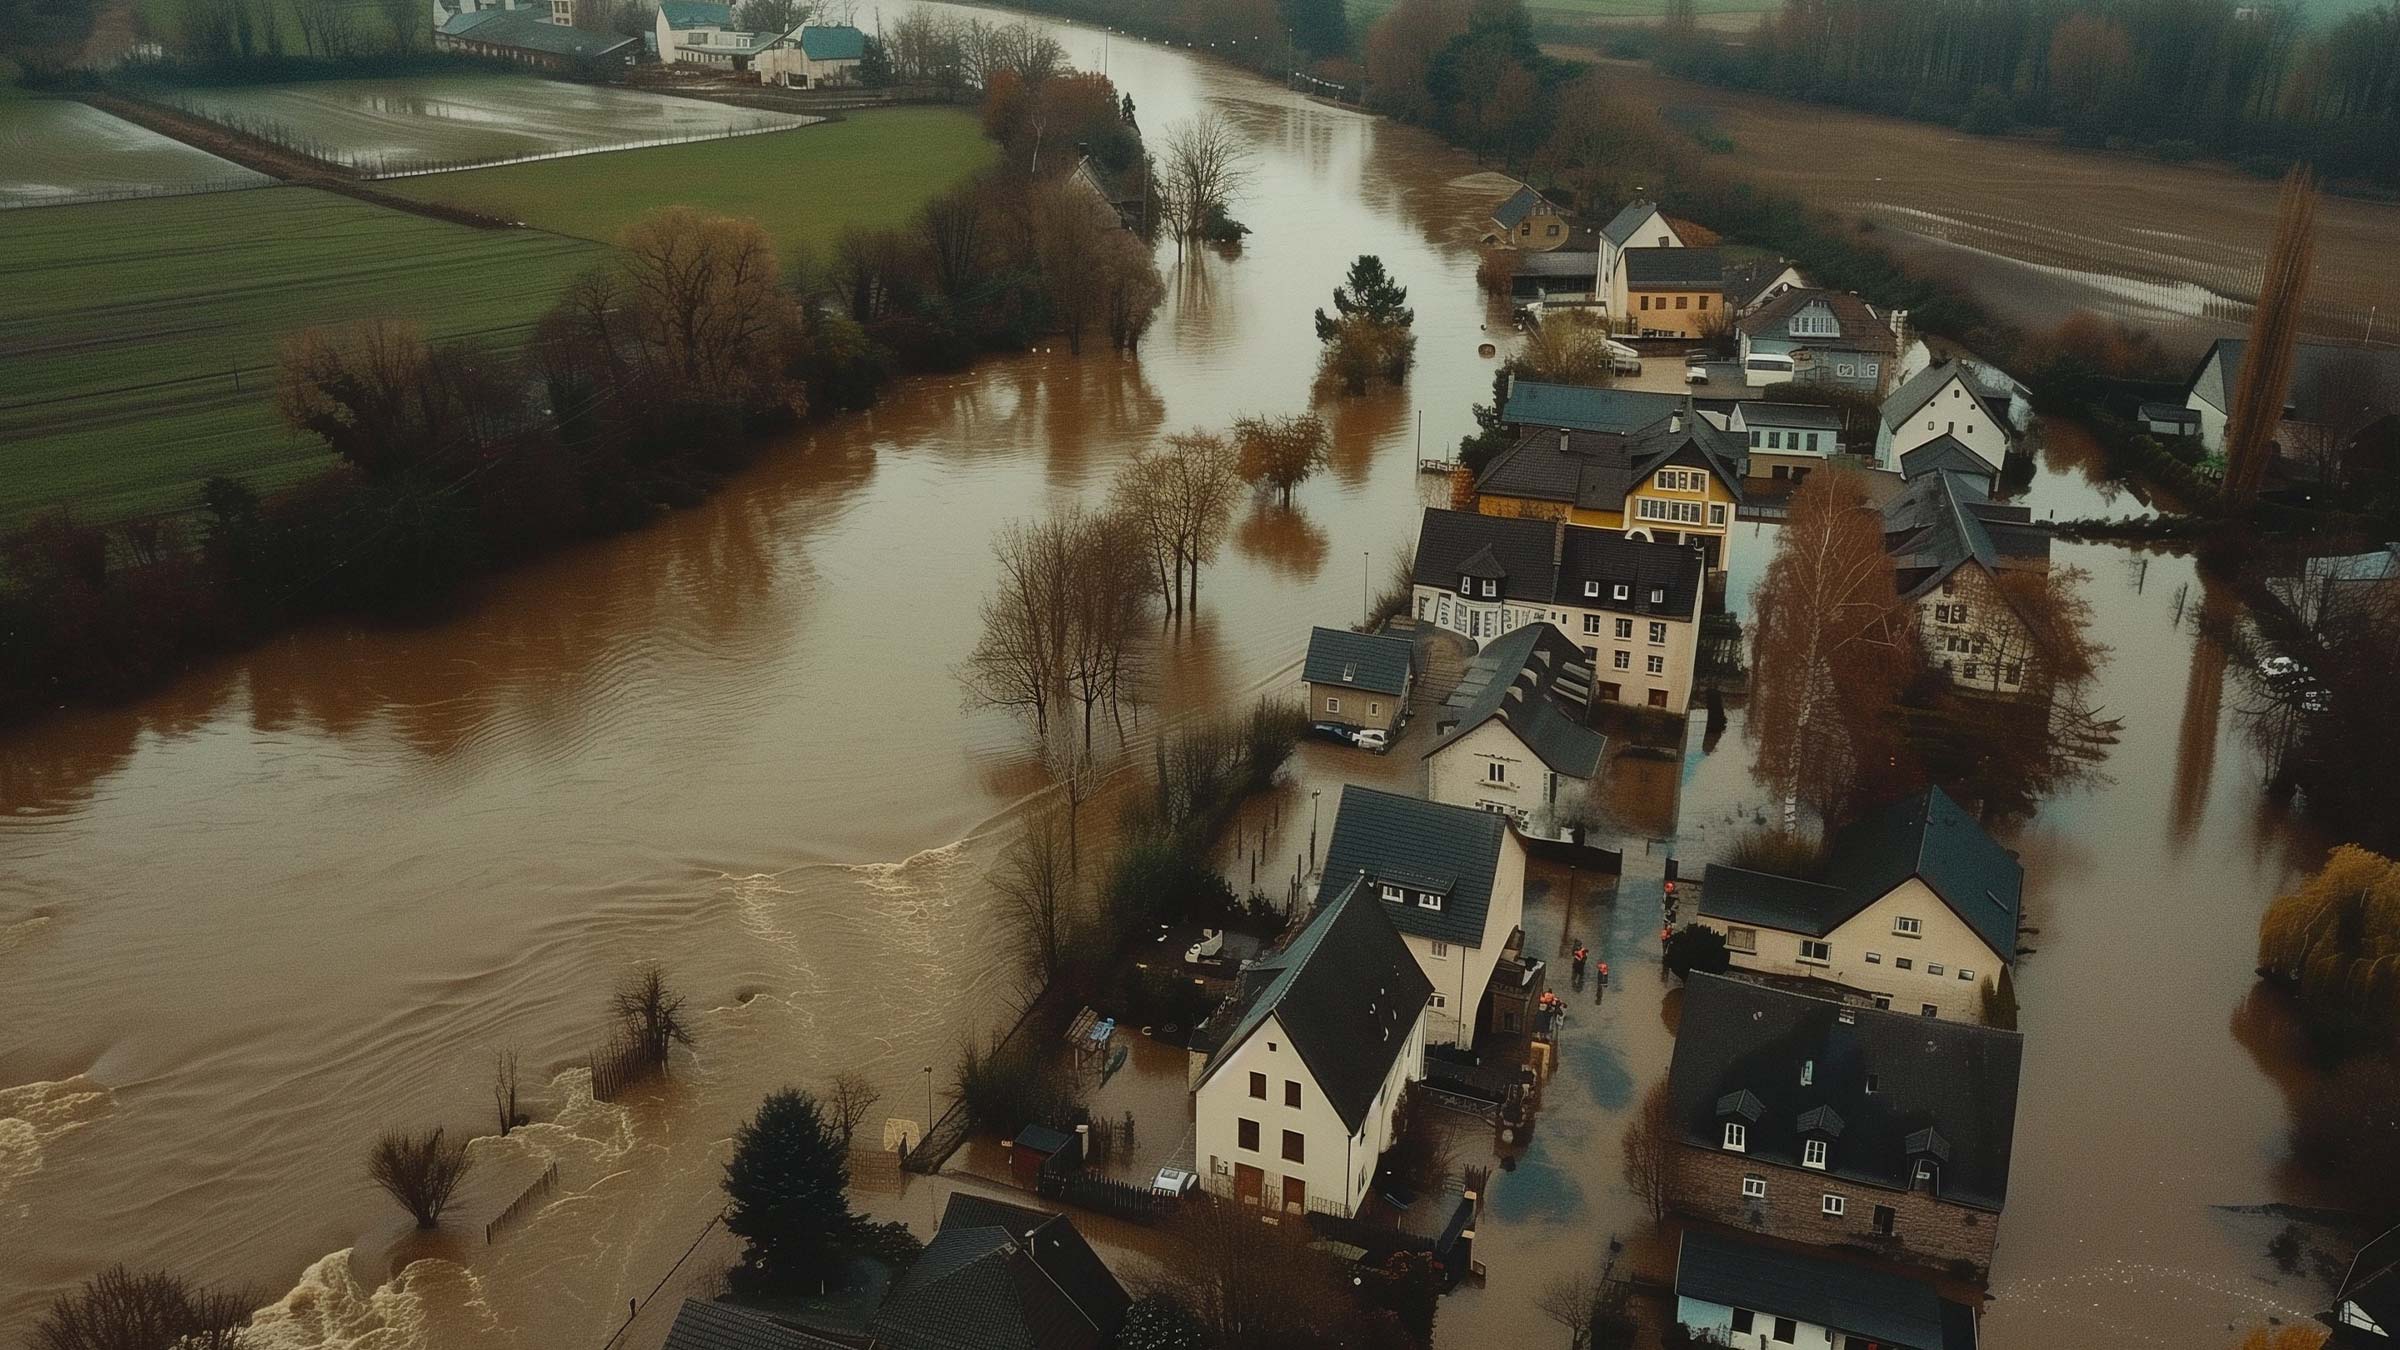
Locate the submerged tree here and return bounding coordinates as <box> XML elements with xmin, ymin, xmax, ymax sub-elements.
<box><xmin>1314</xmin><ymin>256</ymin><xmax>1417</xmax><ymax>393</ymax></box>
<box><xmin>367</xmin><ymin>1127</ymin><xmax>473</xmax><ymax>1229</ymax></box>
<box><xmin>1619</xmin><ymin>1079</ymin><xmax>1682</xmax><ymax>1223</ymax></box>
<box><xmin>1232</xmin><ymin>413</ymin><xmax>1332</xmax><ymax>506</ymax></box>
<box><xmin>723</xmin><ymin>1089</ymin><xmax>862</xmax><ymax>1293</ymax></box>
<box><xmin>31</xmin><ymin>1265</ymin><xmax>253</xmax><ymax>1350</ymax></box>
<box><xmin>613</xmin><ymin>963</ymin><xmax>696</xmax><ymax>1070</ymax></box>
<box><xmin>1157</xmin><ymin>112</ymin><xmax>1255</xmax><ymax>243</ymax></box>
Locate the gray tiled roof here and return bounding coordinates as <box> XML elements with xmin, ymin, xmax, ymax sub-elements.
<box><xmin>441</xmin><ymin>7</ymin><xmax>636</xmax><ymax>56</ymax></box>
<box><xmin>661</xmin><ymin>1301</ymin><xmax>860</xmax><ymax>1350</ymax></box>
<box><xmin>1412</xmin><ymin>509</ymin><xmax>1706</xmax><ymax>619</ymax></box>
<box><xmin>1625</xmin><ymin>245</ymin><xmax>1724</xmax><ymax>290</ymax></box>
<box><xmin>1491</xmin><ymin>184</ymin><xmax>1550</xmax><ymax>230</ymax></box>
<box><xmin>1737</xmin><ymin>400</ymin><xmax>1844</xmax><ymax>432</ymax></box>
<box><xmin>1501</xmin><ymin>379</ymin><xmax>1692</xmax><ymax>434</ymax></box>
<box><xmin>1423</xmin><ymin>623</ymin><xmax>1607</xmax><ymax>778</ymax></box>
<box><xmin>1623</xmin><ymin>405</ymin><xmax>1750</xmax><ymax>505</ymax></box>
<box><xmin>1198</xmin><ymin>877</ymin><xmax>1432</xmax><ymax>1131</ymax></box>
<box><xmin>1881</xmin><ymin>470</ymin><xmax>2048</xmax><ymax>603</ymax></box>
<box><xmin>2187</xmin><ymin>337</ymin><xmax>2400</xmax><ymax>420</ymax></box>
<box><xmin>1668</xmin><ymin>974</ymin><xmax>2024</xmax><ymax>1211</ymax></box>
<box><xmin>1883</xmin><ymin>361</ymin><xmax>1975</xmax><ymax>430</ymax></box>
<box><xmin>1303</xmin><ymin>626</ymin><xmax>1413</xmax><ymax>697</ymax></box>
<box><xmin>1598</xmin><ymin>199</ymin><xmax>1662</xmax><ymax>248</ymax></box>
<box><xmin>1740</xmin><ymin>288</ymin><xmax>1899</xmax><ymax>355</ymax></box>
<box><xmin>1476</xmin><ymin>427</ymin><xmax>1633</xmax><ymax>510</ymax></box>
<box><xmin>660</xmin><ymin>0</ymin><xmax>733</xmax><ymax>25</ymax></box>
<box><xmin>1699</xmin><ymin>786</ymin><xmax>2023</xmax><ymax>964</ymax></box>
<box><xmin>1722</xmin><ymin>256</ymin><xmax>1802</xmax><ymax>311</ymax></box>
<box><xmin>1896</xmin><ymin>436</ymin><xmax>1997</xmax><ymax>490</ymax></box>
<box><xmin>1318</xmin><ymin>785</ymin><xmax>1509</xmax><ymax>949</ymax></box>
<box><xmin>1514</xmin><ymin>249</ymin><xmax>1600</xmax><ymax>278</ymax></box>
<box><xmin>1676</xmin><ymin>1230</ymin><xmax>1978</xmax><ymax>1350</ymax></box>
<box><xmin>869</xmin><ymin>1196</ymin><xmax>1129</xmax><ymax>1350</ymax></box>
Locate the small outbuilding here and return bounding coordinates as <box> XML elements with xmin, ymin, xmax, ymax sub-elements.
<box><xmin>1302</xmin><ymin>626</ymin><xmax>1414</xmax><ymax>733</ymax></box>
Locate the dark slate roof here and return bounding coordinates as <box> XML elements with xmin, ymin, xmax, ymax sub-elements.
<box><xmin>2137</xmin><ymin>401</ymin><xmax>2201</xmax><ymax>425</ymax></box>
<box><xmin>1737</xmin><ymin>400</ymin><xmax>1844</xmax><ymax>432</ymax></box>
<box><xmin>1303</xmin><ymin>626</ymin><xmax>1413</xmax><ymax>697</ymax></box>
<box><xmin>1423</xmin><ymin>623</ymin><xmax>1607</xmax><ymax>778</ymax></box>
<box><xmin>799</xmin><ymin>22</ymin><xmax>864</xmax><ymax>57</ymax></box>
<box><xmin>1883</xmin><ymin>361</ymin><xmax>1984</xmax><ymax>430</ymax></box>
<box><xmin>1501</xmin><ymin>378</ymin><xmax>1692</xmax><ymax>435</ymax></box>
<box><xmin>2187</xmin><ymin>337</ymin><xmax>2400</xmax><ymax>420</ymax></box>
<box><xmin>870</xmin><ymin>1196</ymin><xmax>1130</xmax><ymax>1350</ymax></box>
<box><xmin>662</xmin><ymin>1301</ymin><xmax>860</xmax><ymax>1350</ymax></box>
<box><xmin>1676</xmin><ymin>1230</ymin><xmax>1978</xmax><ymax>1350</ymax></box>
<box><xmin>1515</xmin><ymin>250</ymin><xmax>1600</xmax><ymax>279</ymax></box>
<box><xmin>1897</xmin><ymin>435</ymin><xmax>1997</xmax><ymax>490</ymax></box>
<box><xmin>1476</xmin><ymin>427</ymin><xmax>1633</xmax><ymax>509</ymax></box>
<box><xmin>1625</xmin><ymin>245</ymin><xmax>1724</xmax><ymax>291</ymax></box>
<box><xmin>660</xmin><ymin>0</ymin><xmax>733</xmax><ymax>26</ymax></box>
<box><xmin>1598</xmin><ymin>199</ymin><xmax>1663</xmax><ymax>248</ymax></box>
<box><xmin>1668</xmin><ymin>974</ymin><xmax>2025</xmax><ymax>1211</ymax></box>
<box><xmin>2332</xmin><ymin>1224</ymin><xmax>2400</xmax><ymax>1347</ymax></box>
<box><xmin>1623</xmin><ymin>404</ymin><xmax>1750</xmax><ymax>505</ymax></box>
<box><xmin>441</xmin><ymin>7</ymin><xmax>636</xmax><ymax>55</ymax></box>
<box><xmin>1722</xmin><ymin>257</ymin><xmax>1803</xmax><ymax>311</ymax></box>
<box><xmin>1698</xmin><ymin>787</ymin><xmax>2023</xmax><ymax>963</ymax></box>
<box><xmin>1491</xmin><ymin>184</ymin><xmax>1552</xmax><ymax>230</ymax></box>
<box><xmin>1199</xmin><ymin>876</ymin><xmax>1434</xmax><ymax>1132</ymax></box>
<box><xmin>1413</xmin><ymin>509</ymin><xmax>1706</xmax><ymax>619</ymax></box>
<box><xmin>1318</xmin><ymin>785</ymin><xmax>1510</xmax><ymax>949</ymax></box>
<box><xmin>1741</xmin><ymin>288</ymin><xmax>1899</xmax><ymax>355</ymax></box>
<box><xmin>1881</xmin><ymin>470</ymin><xmax>2049</xmax><ymax>604</ymax></box>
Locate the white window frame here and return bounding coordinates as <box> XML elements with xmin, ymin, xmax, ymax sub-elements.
<box><xmin>1615</xmin><ymin>617</ymin><xmax>1633</xmax><ymax>639</ymax></box>
<box><xmin>1379</xmin><ymin>883</ymin><xmax>1402</xmax><ymax>903</ymax></box>
<box><xmin>1325</xmin><ymin>696</ymin><xmax>1341</xmax><ymax>714</ymax></box>
<box><xmin>1583</xmin><ymin>613</ymin><xmax>1603</xmax><ymax>635</ymax></box>
<box><xmin>1822</xmin><ymin>1193</ymin><xmax>1845</xmax><ymax>1216</ymax></box>
<box><xmin>1418</xmin><ymin>893</ymin><xmax>1443</xmax><ymax>910</ymax></box>
<box><xmin>1613</xmin><ymin>650</ymin><xmax>1631</xmax><ymax>671</ymax></box>
<box><xmin>1584</xmin><ymin>580</ymin><xmax>1600</xmax><ymax>597</ymax></box>
<box><xmin>1741</xmin><ymin>1174</ymin><xmax>1767</xmax><ymax>1200</ymax></box>
<box><xmin>1803</xmin><ymin>1138</ymin><xmax>1829</xmax><ymax>1170</ymax></box>
<box><xmin>1429</xmin><ymin>992</ymin><xmax>1447</xmax><ymax>1009</ymax></box>
<box><xmin>1486</xmin><ymin>761</ymin><xmax>1507</xmax><ymax>784</ymax></box>
<box><xmin>1649</xmin><ymin>620</ymin><xmax>1668</xmax><ymax>645</ymax></box>
<box><xmin>1430</xmin><ymin>940</ymin><xmax>1450</xmax><ymax>959</ymax></box>
<box><xmin>1723</xmin><ymin>1122</ymin><xmax>1747</xmax><ymax>1152</ymax></box>
<box><xmin>1646</xmin><ymin>655</ymin><xmax>1665</xmax><ymax>675</ymax></box>
<box><xmin>1726</xmin><ymin>926</ymin><xmax>1757</xmax><ymax>954</ymax></box>
<box><xmin>1959</xmin><ymin>967</ymin><xmax>1976</xmax><ymax>981</ymax></box>
<box><xmin>1612</xmin><ymin>583</ymin><xmax>1630</xmax><ymax>601</ymax></box>
<box><xmin>1894</xmin><ymin>916</ymin><xmax>1923</xmax><ymax>937</ymax></box>
<box><xmin>1798</xmin><ymin>939</ymin><xmax>1831</xmax><ymax>965</ymax></box>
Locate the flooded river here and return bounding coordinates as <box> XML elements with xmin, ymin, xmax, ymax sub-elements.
<box><xmin>0</xmin><ymin>11</ymin><xmax>2358</xmax><ymax>1348</ymax></box>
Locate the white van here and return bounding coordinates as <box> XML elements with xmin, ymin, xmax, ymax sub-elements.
<box><xmin>1743</xmin><ymin>353</ymin><xmax>1797</xmax><ymax>387</ymax></box>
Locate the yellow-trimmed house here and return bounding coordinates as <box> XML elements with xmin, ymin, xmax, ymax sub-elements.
<box><xmin>1695</xmin><ymin>787</ymin><xmax>2023</xmax><ymax>1024</ymax></box>
<box><xmin>1472</xmin><ymin>399</ymin><xmax>1749</xmax><ymax>572</ymax></box>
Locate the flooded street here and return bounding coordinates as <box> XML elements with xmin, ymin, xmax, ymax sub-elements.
<box><xmin>0</xmin><ymin>11</ymin><xmax>2361</xmax><ymax>1348</ymax></box>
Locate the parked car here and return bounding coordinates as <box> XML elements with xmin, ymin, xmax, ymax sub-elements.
<box><xmin>1152</xmin><ymin>1167</ymin><xmax>1199</xmax><ymax>1197</ymax></box>
<box><xmin>1350</xmin><ymin>728</ymin><xmax>1389</xmax><ymax>752</ymax></box>
<box><xmin>1184</xmin><ymin>929</ymin><xmax>1225</xmax><ymax>964</ymax></box>
<box><xmin>1685</xmin><ymin>359</ymin><xmax>1710</xmax><ymax>384</ymax></box>
<box><xmin>1309</xmin><ymin>721</ymin><xmax>1355</xmax><ymax>744</ymax></box>
<box><xmin>2257</xmin><ymin>654</ymin><xmax>2304</xmax><ymax>683</ymax></box>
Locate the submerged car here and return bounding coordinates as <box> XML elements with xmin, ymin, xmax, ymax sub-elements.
<box><xmin>1350</xmin><ymin>728</ymin><xmax>1389</xmax><ymax>752</ymax></box>
<box><xmin>1153</xmin><ymin>1166</ymin><xmax>1199</xmax><ymax>1197</ymax></box>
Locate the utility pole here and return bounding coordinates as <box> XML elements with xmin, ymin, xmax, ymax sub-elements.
<box><xmin>1362</xmin><ymin>550</ymin><xmax>1370</xmax><ymax>626</ymax></box>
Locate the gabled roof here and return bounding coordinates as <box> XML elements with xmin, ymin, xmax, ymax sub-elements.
<box><xmin>1722</xmin><ymin>257</ymin><xmax>1804</xmax><ymax>311</ymax></box>
<box><xmin>1737</xmin><ymin>400</ymin><xmax>1844</xmax><ymax>432</ymax></box>
<box><xmin>1668</xmin><ymin>974</ymin><xmax>2025</xmax><ymax>1211</ymax></box>
<box><xmin>1198</xmin><ymin>877</ymin><xmax>1433</xmax><ymax>1132</ymax></box>
<box><xmin>662</xmin><ymin>1300</ymin><xmax>861</xmax><ymax>1350</ymax></box>
<box><xmin>1423</xmin><ymin>623</ymin><xmax>1607</xmax><ymax>778</ymax></box>
<box><xmin>1491</xmin><ymin>184</ymin><xmax>1552</xmax><ymax>230</ymax></box>
<box><xmin>442</xmin><ymin>6</ymin><xmax>637</xmax><ymax>55</ymax></box>
<box><xmin>1413</xmin><ymin>509</ymin><xmax>1706</xmax><ymax>620</ymax></box>
<box><xmin>1897</xmin><ymin>435</ymin><xmax>1997</xmax><ymax>489</ymax></box>
<box><xmin>2330</xmin><ymin>1224</ymin><xmax>2400</xmax><ymax>1347</ymax></box>
<box><xmin>660</xmin><ymin>0</ymin><xmax>734</xmax><ymax>27</ymax></box>
<box><xmin>870</xmin><ymin>1195</ymin><xmax>1130</xmax><ymax>1350</ymax></box>
<box><xmin>2187</xmin><ymin>337</ymin><xmax>2400</xmax><ymax>420</ymax></box>
<box><xmin>1598</xmin><ymin>199</ymin><xmax>1664</xmax><ymax>248</ymax></box>
<box><xmin>799</xmin><ymin>23</ymin><xmax>865</xmax><ymax>58</ymax></box>
<box><xmin>1623</xmin><ymin>404</ymin><xmax>1750</xmax><ymax>505</ymax></box>
<box><xmin>1625</xmin><ymin>245</ymin><xmax>1724</xmax><ymax>291</ymax></box>
<box><xmin>1302</xmin><ymin>626</ymin><xmax>1413</xmax><ymax>697</ymax></box>
<box><xmin>1318</xmin><ymin>785</ymin><xmax>1511</xmax><ymax>949</ymax></box>
<box><xmin>1699</xmin><ymin>786</ymin><xmax>2024</xmax><ymax>963</ymax></box>
<box><xmin>1476</xmin><ymin>426</ymin><xmax>1633</xmax><ymax>509</ymax></box>
<box><xmin>1676</xmin><ymin>1230</ymin><xmax>1978</xmax><ymax>1350</ymax></box>
<box><xmin>1514</xmin><ymin>250</ymin><xmax>1600</xmax><ymax>279</ymax></box>
<box><xmin>1881</xmin><ymin>470</ymin><xmax>2049</xmax><ymax>603</ymax></box>
<box><xmin>1500</xmin><ymin>378</ymin><xmax>1693</xmax><ymax>434</ymax></box>
<box><xmin>1741</xmin><ymin>288</ymin><xmax>1899</xmax><ymax>355</ymax></box>
<box><xmin>1882</xmin><ymin>360</ymin><xmax>1987</xmax><ymax>431</ymax></box>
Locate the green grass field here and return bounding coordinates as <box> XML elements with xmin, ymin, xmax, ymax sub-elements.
<box><xmin>0</xmin><ymin>187</ymin><xmax>605</xmax><ymax>524</ymax></box>
<box><xmin>382</xmin><ymin>106</ymin><xmax>996</xmax><ymax>269</ymax></box>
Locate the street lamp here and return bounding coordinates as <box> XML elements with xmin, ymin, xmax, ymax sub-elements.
<box><xmin>1310</xmin><ymin>789</ymin><xmax>1321</xmax><ymax>870</ymax></box>
<box><xmin>923</xmin><ymin>1065</ymin><xmax>933</xmax><ymax>1146</ymax></box>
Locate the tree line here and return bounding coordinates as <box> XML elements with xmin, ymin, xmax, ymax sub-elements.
<box><xmin>0</xmin><ymin>65</ymin><xmax>1167</xmax><ymax>727</ymax></box>
<box><xmin>1655</xmin><ymin>0</ymin><xmax>2400</xmax><ymax>188</ymax></box>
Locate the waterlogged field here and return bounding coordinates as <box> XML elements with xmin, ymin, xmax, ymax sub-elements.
<box><xmin>0</xmin><ymin>187</ymin><xmax>603</xmax><ymax>523</ymax></box>
<box><xmin>157</xmin><ymin>74</ymin><xmax>817</xmax><ymax>175</ymax></box>
<box><xmin>0</xmin><ymin>93</ymin><xmax>271</xmax><ymax>207</ymax></box>
<box><xmin>383</xmin><ymin>105</ymin><xmax>998</xmax><ymax>267</ymax></box>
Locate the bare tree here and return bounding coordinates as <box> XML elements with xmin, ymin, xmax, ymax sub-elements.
<box><xmin>1157</xmin><ymin>113</ymin><xmax>1255</xmax><ymax>243</ymax></box>
<box><xmin>994</xmin><ymin>807</ymin><xmax>1077</xmax><ymax>984</ymax></box>
<box><xmin>492</xmin><ymin>1050</ymin><xmax>523</xmax><ymax>1137</ymax></box>
<box><xmin>1534</xmin><ymin>1270</ymin><xmax>1600</xmax><ymax>1350</ymax></box>
<box><xmin>963</xmin><ymin>515</ymin><xmax>1073</xmax><ymax>733</ymax></box>
<box><xmin>1746</xmin><ymin>466</ymin><xmax>1918</xmax><ymax>831</ymax></box>
<box><xmin>613</xmin><ymin>963</ymin><xmax>696</xmax><ymax>1070</ymax></box>
<box><xmin>614</xmin><ymin>208</ymin><xmax>803</xmax><ymax>407</ymax></box>
<box><xmin>31</xmin><ymin>1266</ymin><xmax>253</xmax><ymax>1350</ymax></box>
<box><xmin>1142</xmin><ymin>1200</ymin><xmax>1351</xmax><ymax>1349</ymax></box>
<box><xmin>1233</xmin><ymin>413</ymin><xmax>1332</xmax><ymax>506</ymax></box>
<box><xmin>824</xmin><ymin>1072</ymin><xmax>882</xmax><ymax>1152</ymax></box>
<box><xmin>1619</xmin><ymin>1079</ymin><xmax>1681</xmax><ymax>1224</ymax></box>
<box><xmin>368</xmin><ymin>1127</ymin><xmax>473</xmax><ymax>1229</ymax></box>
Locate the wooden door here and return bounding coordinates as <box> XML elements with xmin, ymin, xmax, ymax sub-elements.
<box><xmin>1281</xmin><ymin>1174</ymin><xmax>1307</xmax><ymax>1215</ymax></box>
<box><xmin>1235</xmin><ymin>1163</ymin><xmax>1264</xmax><ymax>1207</ymax></box>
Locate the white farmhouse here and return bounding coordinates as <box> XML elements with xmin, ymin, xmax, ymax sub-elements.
<box><xmin>1317</xmin><ymin>785</ymin><xmax>1526</xmax><ymax>1048</ymax></box>
<box><xmin>1421</xmin><ymin>623</ymin><xmax>1607</xmax><ymax>842</ymax></box>
<box><xmin>1593</xmin><ymin>199</ymin><xmax>1684</xmax><ymax>314</ymax></box>
<box><xmin>1875</xmin><ymin>359</ymin><xmax>2011</xmax><ymax>475</ymax></box>
<box><xmin>1188</xmin><ymin>879</ymin><xmax>1430</xmax><ymax>1218</ymax></box>
<box><xmin>1675</xmin><ymin>1228</ymin><xmax>1980</xmax><ymax>1350</ymax></box>
<box><xmin>753</xmin><ymin>23</ymin><xmax>866</xmax><ymax>87</ymax></box>
<box><xmin>1696</xmin><ymin>786</ymin><xmax>2022</xmax><ymax>1023</ymax></box>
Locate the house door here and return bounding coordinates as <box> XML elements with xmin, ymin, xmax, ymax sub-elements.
<box><xmin>1281</xmin><ymin>1175</ymin><xmax>1307</xmax><ymax>1215</ymax></box>
<box><xmin>1235</xmin><ymin>1163</ymin><xmax>1264</xmax><ymax>1207</ymax></box>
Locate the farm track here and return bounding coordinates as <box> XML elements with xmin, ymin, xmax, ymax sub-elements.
<box><xmin>75</xmin><ymin>91</ymin><xmax>525</xmax><ymax>230</ymax></box>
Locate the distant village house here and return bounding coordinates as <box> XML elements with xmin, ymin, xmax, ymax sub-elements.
<box><xmin>1487</xmin><ymin>184</ymin><xmax>1575</xmax><ymax>250</ymax></box>
<box><xmin>1421</xmin><ymin>622</ymin><xmax>1608</xmax><ymax>840</ymax></box>
<box><xmin>1883</xmin><ymin>470</ymin><xmax>2055</xmax><ymax>697</ymax></box>
<box><xmin>1302</xmin><ymin>626</ymin><xmax>1414</xmax><ymax>734</ymax></box>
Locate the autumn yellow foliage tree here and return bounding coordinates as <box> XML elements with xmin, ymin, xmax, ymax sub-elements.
<box><xmin>2231</xmin><ymin>1323</ymin><xmax>2327</xmax><ymax>1350</ymax></box>
<box><xmin>2258</xmin><ymin>845</ymin><xmax>2400</xmax><ymax>1027</ymax></box>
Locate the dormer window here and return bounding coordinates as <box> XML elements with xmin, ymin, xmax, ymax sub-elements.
<box><xmin>1649</xmin><ymin>587</ymin><xmax>1665</xmax><ymax>605</ymax></box>
<box><xmin>1800</xmin><ymin>1059</ymin><xmax>1814</xmax><ymax>1087</ymax></box>
<box><xmin>1380</xmin><ymin>884</ymin><xmax>1404</xmax><ymax>903</ymax></box>
<box><xmin>1458</xmin><ymin>575</ymin><xmax>1473</xmax><ymax>595</ymax></box>
<box><xmin>1584</xmin><ymin>580</ymin><xmax>1600</xmax><ymax>598</ymax></box>
<box><xmin>1341</xmin><ymin>662</ymin><xmax>1356</xmax><ymax>681</ymax></box>
<box><xmin>1612</xmin><ymin>583</ymin><xmax>1630</xmax><ymax>601</ymax></box>
<box><xmin>1913</xmin><ymin>1159</ymin><xmax>1940</xmax><ymax>1192</ymax></box>
<box><xmin>1723</xmin><ymin>1122</ymin><xmax>1747</xmax><ymax>1152</ymax></box>
<box><xmin>1418</xmin><ymin>893</ymin><xmax>1443</xmax><ymax>910</ymax></box>
<box><xmin>1803</xmin><ymin>1139</ymin><xmax>1829</xmax><ymax>1170</ymax></box>
<box><xmin>1480</xmin><ymin>580</ymin><xmax>1497</xmax><ymax>599</ymax></box>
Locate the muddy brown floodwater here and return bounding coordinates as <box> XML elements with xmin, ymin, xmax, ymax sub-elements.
<box><xmin>0</xmin><ymin>11</ymin><xmax>2363</xmax><ymax>1349</ymax></box>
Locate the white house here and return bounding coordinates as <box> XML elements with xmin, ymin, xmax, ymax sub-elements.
<box><xmin>1675</xmin><ymin>1228</ymin><xmax>1979</xmax><ymax>1350</ymax></box>
<box><xmin>1317</xmin><ymin>785</ymin><xmax>1526</xmax><ymax>1047</ymax></box>
<box><xmin>2182</xmin><ymin>335</ymin><xmax>2400</xmax><ymax>463</ymax></box>
<box><xmin>1875</xmin><ymin>359</ymin><xmax>2011</xmax><ymax>474</ymax></box>
<box><xmin>1421</xmin><ymin>623</ymin><xmax>1607</xmax><ymax>841</ymax></box>
<box><xmin>1594</xmin><ymin>199</ymin><xmax>1683</xmax><ymax>314</ymax></box>
<box><xmin>1697</xmin><ymin>787</ymin><xmax>2022</xmax><ymax>1022</ymax></box>
<box><xmin>655</xmin><ymin>0</ymin><xmax>776</xmax><ymax>66</ymax></box>
<box><xmin>1883</xmin><ymin>469</ymin><xmax>2055</xmax><ymax>698</ymax></box>
<box><xmin>1189</xmin><ymin>879</ymin><xmax>1430</xmax><ymax>1218</ymax></box>
<box><xmin>752</xmin><ymin>22</ymin><xmax>865</xmax><ymax>86</ymax></box>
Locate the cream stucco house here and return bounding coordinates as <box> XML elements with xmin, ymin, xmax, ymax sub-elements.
<box><xmin>1317</xmin><ymin>785</ymin><xmax>1526</xmax><ymax>1048</ymax></box>
<box><xmin>1696</xmin><ymin>787</ymin><xmax>2023</xmax><ymax>1023</ymax></box>
<box><xmin>1595</xmin><ymin>199</ymin><xmax>1685</xmax><ymax>315</ymax></box>
<box><xmin>1188</xmin><ymin>878</ymin><xmax>1430</xmax><ymax>1218</ymax></box>
<box><xmin>1422</xmin><ymin>623</ymin><xmax>1607</xmax><ymax>841</ymax></box>
<box><xmin>1875</xmin><ymin>360</ymin><xmax>2012</xmax><ymax>475</ymax></box>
